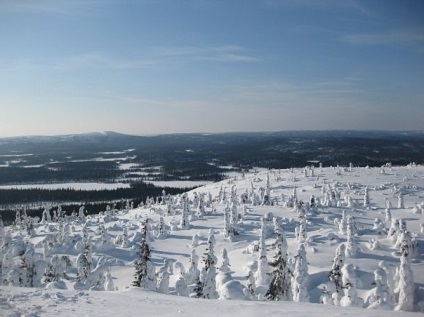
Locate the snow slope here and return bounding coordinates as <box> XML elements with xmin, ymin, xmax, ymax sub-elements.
<box><xmin>1</xmin><ymin>164</ymin><xmax>423</xmax><ymax>316</ymax></box>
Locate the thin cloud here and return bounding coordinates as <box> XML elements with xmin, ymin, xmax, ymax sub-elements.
<box><xmin>54</xmin><ymin>53</ymin><xmax>158</xmax><ymax>71</ymax></box>
<box><xmin>153</xmin><ymin>45</ymin><xmax>258</xmax><ymax>63</ymax></box>
<box><xmin>0</xmin><ymin>0</ymin><xmax>98</xmax><ymax>15</ymax></box>
<box><xmin>343</xmin><ymin>29</ymin><xmax>424</xmax><ymax>45</ymax></box>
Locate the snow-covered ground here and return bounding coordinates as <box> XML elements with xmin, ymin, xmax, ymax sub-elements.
<box><xmin>0</xmin><ymin>182</ymin><xmax>131</xmax><ymax>190</ymax></box>
<box><xmin>146</xmin><ymin>180</ymin><xmax>213</xmax><ymax>188</ymax></box>
<box><xmin>1</xmin><ymin>164</ymin><xmax>423</xmax><ymax>316</ymax></box>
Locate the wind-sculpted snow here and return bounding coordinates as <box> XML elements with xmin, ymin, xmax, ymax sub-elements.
<box><xmin>1</xmin><ymin>164</ymin><xmax>424</xmax><ymax>316</ymax></box>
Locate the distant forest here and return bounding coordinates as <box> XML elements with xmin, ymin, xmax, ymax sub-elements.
<box><xmin>1</xmin><ymin>131</ymin><xmax>423</xmax><ymax>224</ymax></box>
<box><xmin>0</xmin><ymin>182</ymin><xmax>189</xmax><ymax>224</ymax></box>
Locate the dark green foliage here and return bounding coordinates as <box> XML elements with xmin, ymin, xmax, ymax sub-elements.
<box><xmin>265</xmin><ymin>248</ymin><xmax>291</xmax><ymax>301</ymax></box>
<box><xmin>132</xmin><ymin>237</ymin><xmax>151</xmax><ymax>288</ymax></box>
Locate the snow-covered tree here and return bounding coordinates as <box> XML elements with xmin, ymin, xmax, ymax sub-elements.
<box><xmin>329</xmin><ymin>243</ymin><xmax>345</xmax><ymax>293</ymax></box>
<box><xmin>180</xmin><ymin>194</ymin><xmax>190</xmax><ymax>230</ymax></box>
<box><xmin>246</xmin><ymin>270</ymin><xmax>256</xmax><ymax>298</ymax></box>
<box><xmin>265</xmin><ymin>230</ymin><xmax>292</xmax><ymax>301</ymax></box>
<box><xmin>103</xmin><ymin>268</ymin><xmax>115</xmax><ymax>291</ymax></box>
<box><xmin>185</xmin><ymin>249</ymin><xmax>200</xmax><ymax>285</ymax></box>
<box><xmin>261</xmin><ymin>174</ymin><xmax>271</xmax><ymax>205</ymax></box>
<box><xmin>157</xmin><ymin>260</ymin><xmax>170</xmax><ymax>294</ymax></box>
<box><xmin>292</xmin><ymin>243</ymin><xmax>309</xmax><ymax>302</ymax></box>
<box><xmin>254</xmin><ymin>219</ymin><xmax>269</xmax><ymax>286</ymax></box>
<box><xmin>219</xmin><ymin>248</ymin><xmax>231</xmax><ymax>273</ymax></box>
<box><xmin>76</xmin><ymin>253</ymin><xmax>90</xmax><ymax>283</ymax></box>
<box><xmin>345</xmin><ymin>216</ymin><xmax>358</xmax><ymax>258</ymax></box>
<box><xmin>394</xmin><ymin>253</ymin><xmax>415</xmax><ymax>311</ymax></box>
<box><xmin>190</xmin><ymin>234</ymin><xmax>199</xmax><ymax>248</ymax></box>
<box><xmin>366</xmin><ymin>268</ymin><xmax>392</xmax><ymax>309</ymax></box>
<box><xmin>295</xmin><ymin>220</ymin><xmax>307</xmax><ymax>243</ymax></box>
<box><xmin>387</xmin><ymin>218</ymin><xmax>401</xmax><ymax>244</ymax></box>
<box><xmin>385</xmin><ymin>207</ymin><xmax>392</xmax><ymax>222</ymax></box>
<box><xmin>132</xmin><ymin>237</ymin><xmax>156</xmax><ymax>290</ymax></box>
<box><xmin>363</xmin><ymin>187</ymin><xmax>370</xmax><ymax>207</ymax></box>
<box><xmin>397</xmin><ymin>193</ymin><xmax>405</xmax><ymax>209</ymax></box>
<box><xmin>156</xmin><ymin>217</ymin><xmax>168</xmax><ymax>239</ymax></box>
<box><xmin>340</xmin><ymin>263</ymin><xmax>362</xmax><ymax>307</ymax></box>
<box><xmin>338</xmin><ymin>210</ymin><xmax>348</xmax><ymax>235</ymax></box>
<box><xmin>222</xmin><ymin>203</ymin><xmax>234</xmax><ymax>240</ymax></box>
<box><xmin>175</xmin><ymin>271</ymin><xmax>189</xmax><ymax>296</ymax></box>
<box><xmin>201</xmin><ymin>235</ymin><xmax>218</xmax><ymax>299</ymax></box>
<box><xmin>230</xmin><ymin>202</ymin><xmax>238</xmax><ymax>227</ymax></box>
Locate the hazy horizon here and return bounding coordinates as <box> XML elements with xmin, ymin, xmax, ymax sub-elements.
<box><xmin>1</xmin><ymin>0</ymin><xmax>423</xmax><ymax>137</ymax></box>
<box><xmin>2</xmin><ymin>128</ymin><xmax>424</xmax><ymax>139</ymax></box>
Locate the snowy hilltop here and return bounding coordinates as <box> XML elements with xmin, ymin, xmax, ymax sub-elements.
<box><xmin>1</xmin><ymin>164</ymin><xmax>423</xmax><ymax>316</ymax></box>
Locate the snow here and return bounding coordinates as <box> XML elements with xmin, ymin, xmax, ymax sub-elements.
<box><xmin>0</xmin><ymin>182</ymin><xmax>131</xmax><ymax>190</ymax></box>
<box><xmin>147</xmin><ymin>180</ymin><xmax>213</xmax><ymax>188</ymax></box>
<box><xmin>1</xmin><ymin>164</ymin><xmax>424</xmax><ymax>316</ymax></box>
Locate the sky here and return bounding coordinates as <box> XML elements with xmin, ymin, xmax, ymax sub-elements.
<box><xmin>0</xmin><ymin>0</ymin><xmax>423</xmax><ymax>137</ymax></box>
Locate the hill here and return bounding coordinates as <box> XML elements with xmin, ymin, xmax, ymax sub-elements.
<box><xmin>1</xmin><ymin>164</ymin><xmax>423</xmax><ymax>316</ymax></box>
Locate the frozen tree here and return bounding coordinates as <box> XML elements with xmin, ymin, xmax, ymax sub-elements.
<box><xmin>338</xmin><ymin>210</ymin><xmax>348</xmax><ymax>235</ymax></box>
<box><xmin>180</xmin><ymin>194</ymin><xmax>190</xmax><ymax>230</ymax></box>
<box><xmin>319</xmin><ymin>286</ymin><xmax>334</xmax><ymax>305</ymax></box>
<box><xmin>373</xmin><ymin>217</ymin><xmax>385</xmax><ymax>235</ymax></box>
<box><xmin>156</xmin><ymin>217</ymin><xmax>168</xmax><ymax>239</ymax></box>
<box><xmin>292</xmin><ymin>243</ymin><xmax>309</xmax><ymax>302</ymax></box>
<box><xmin>196</xmin><ymin>193</ymin><xmax>206</xmax><ymax>217</ymax></box>
<box><xmin>222</xmin><ymin>203</ymin><xmax>234</xmax><ymax>240</ymax></box>
<box><xmin>345</xmin><ymin>216</ymin><xmax>358</xmax><ymax>258</ymax></box>
<box><xmin>20</xmin><ymin>243</ymin><xmax>36</xmax><ymax>287</ymax></box>
<box><xmin>387</xmin><ymin>218</ymin><xmax>400</xmax><ymax>243</ymax></box>
<box><xmin>219</xmin><ymin>248</ymin><xmax>231</xmax><ymax>273</ymax></box>
<box><xmin>265</xmin><ymin>230</ymin><xmax>292</xmax><ymax>301</ymax></box>
<box><xmin>190</xmin><ymin>234</ymin><xmax>199</xmax><ymax>248</ymax></box>
<box><xmin>394</xmin><ymin>253</ymin><xmax>415</xmax><ymax>311</ymax></box>
<box><xmin>103</xmin><ymin>268</ymin><xmax>115</xmax><ymax>291</ymax></box>
<box><xmin>230</xmin><ymin>202</ymin><xmax>238</xmax><ymax>227</ymax></box>
<box><xmin>397</xmin><ymin>193</ymin><xmax>405</xmax><ymax>209</ymax></box>
<box><xmin>340</xmin><ymin>263</ymin><xmax>362</xmax><ymax>307</ymax></box>
<box><xmin>254</xmin><ymin>219</ymin><xmax>269</xmax><ymax>286</ymax></box>
<box><xmin>329</xmin><ymin>243</ymin><xmax>345</xmax><ymax>293</ymax></box>
<box><xmin>246</xmin><ymin>270</ymin><xmax>256</xmax><ymax>298</ymax></box>
<box><xmin>76</xmin><ymin>253</ymin><xmax>90</xmax><ymax>283</ymax></box>
<box><xmin>295</xmin><ymin>220</ymin><xmax>307</xmax><ymax>243</ymax></box>
<box><xmin>175</xmin><ymin>271</ymin><xmax>189</xmax><ymax>296</ymax></box>
<box><xmin>132</xmin><ymin>238</ymin><xmax>156</xmax><ymax>290</ymax></box>
<box><xmin>185</xmin><ymin>249</ymin><xmax>200</xmax><ymax>285</ymax></box>
<box><xmin>261</xmin><ymin>174</ymin><xmax>271</xmax><ymax>205</ymax></box>
<box><xmin>366</xmin><ymin>268</ymin><xmax>392</xmax><ymax>309</ymax></box>
<box><xmin>78</xmin><ymin>205</ymin><xmax>86</xmax><ymax>222</ymax></box>
<box><xmin>157</xmin><ymin>260</ymin><xmax>170</xmax><ymax>294</ymax></box>
<box><xmin>363</xmin><ymin>187</ymin><xmax>370</xmax><ymax>207</ymax></box>
<box><xmin>201</xmin><ymin>235</ymin><xmax>218</xmax><ymax>299</ymax></box>
<box><xmin>385</xmin><ymin>208</ymin><xmax>392</xmax><ymax>222</ymax></box>
<box><xmin>41</xmin><ymin>207</ymin><xmax>52</xmax><ymax>224</ymax></box>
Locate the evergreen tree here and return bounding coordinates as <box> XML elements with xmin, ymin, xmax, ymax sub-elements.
<box><xmin>345</xmin><ymin>216</ymin><xmax>358</xmax><ymax>258</ymax></box>
<box><xmin>329</xmin><ymin>243</ymin><xmax>345</xmax><ymax>293</ymax></box>
<box><xmin>201</xmin><ymin>235</ymin><xmax>218</xmax><ymax>299</ymax></box>
<box><xmin>366</xmin><ymin>268</ymin><xmax>392</xmax><ymax>309</ymax></box>
<box><xmin>76</xmin><ymin>253</ymin><xmax>90</xmax><ymax>283</ymax></box>
<box><xmin>340</xmin><ymin>263</ymin><xmax>361</xmax><ymax>307</ymax></box>
<box><xmin>180</xmin><ymin>194</ymin><xmax>190</xmax><ymax>230</ymax></box>
<box><xmin>265</xmin><ymin>231</ymin><xmax>292</xmax><ymax>301</ymax></box>
<box><xmin>157</xmin><ymin>260</ymin><xmax>170</xmax><ymax>294</ymax></box>
<box><xmin>254</xmin><ymin>219</ymin><xmax>269</xmax><ymax>286</ymax></box>
<box><xmin>132</xmin><ymin>238</ymin><xmax>152</xmax><ymax>288</ymax></box>
<box><xmin>394</xmin><ymin>254</ymin><xmax>414</xmax><ymax>311</ymax></box>
<box><xmin>219</xmin><ymin>248</ymin><xmax>231</xmax><ymax>273</ymax></box>
<box><xmin>292</xmin><ymin>244</ymin><xmax>309</xmax><ymax>302</ymax></box>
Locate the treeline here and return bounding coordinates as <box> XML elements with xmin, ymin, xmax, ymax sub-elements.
<box><xmin>0</xmin><ymin>182</ymin><xmax>189</xmax><ymax>205</ymax></box>
<box><xmin>0</xmin><ymin>165</ymin><xmax>121</xmax><ymax>184</ymax></box>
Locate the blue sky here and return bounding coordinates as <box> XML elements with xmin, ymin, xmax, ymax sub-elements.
<box><xmin>1</xmin><ymin>0</ymin><xmax>423</xmax><ymax>137</ymax></box>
